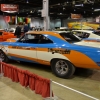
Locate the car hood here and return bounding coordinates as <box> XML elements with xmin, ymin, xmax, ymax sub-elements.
<box><xmin>73</xmin><ymin>38</ymin><xmax>100</xmax><ymax>48</ymax></box>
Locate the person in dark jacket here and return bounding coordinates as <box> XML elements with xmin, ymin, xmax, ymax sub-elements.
<box><xmin>23</xmin><ymin>24</ymin><xmax>29</xmax><ymax>33</ymax></box>
<box><xmin>15</xmin><ymin>24</ymin><xmax>21</xmax><ymax>38</ymax></box>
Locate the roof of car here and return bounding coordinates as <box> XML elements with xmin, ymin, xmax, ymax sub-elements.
<box><xmin>72</xmin><ymin>30</ymin><xmax>93</xmax><ymax>33</ymax></box>
<box><xmin>26</xmin><ymin>31</ymin><xmax>65</xmax><ymax>40</ymax></box>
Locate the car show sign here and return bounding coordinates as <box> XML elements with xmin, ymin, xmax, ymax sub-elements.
<box><xmin>1</xmin><ymin>4</ymin><xmax>19</xmax><ymax>13</ymax></box>
<box><xmin>71</xmin><ymin>13</ymin><xmax>82</xmax><ymax>19</ymax></box>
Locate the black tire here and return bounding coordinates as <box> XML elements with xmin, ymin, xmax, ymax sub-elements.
<box><xmin>51</xmin><ymin>59</ymin><xmax>75</xmax><ymax>79</ymax></box>
<box><xmin>0</xmin><ymin>50</ymin><xmax>9</xmax><ymax>62</ymax></box>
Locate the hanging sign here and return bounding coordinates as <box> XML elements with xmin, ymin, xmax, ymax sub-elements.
<box><xmin>1</xmin><ymin>4</ymin><xmax>19</xmax><ymax>13</ymax></box>
<box><xmin>71</xmin><ymin>13</ymin><xmax>82</xmax><ymax>19</ymax></box>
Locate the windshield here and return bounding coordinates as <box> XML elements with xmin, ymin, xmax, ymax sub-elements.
<box><xmin>59</xmin><ymin>32</ymin><xmax>81</xmax><ymax>43</ymax></box>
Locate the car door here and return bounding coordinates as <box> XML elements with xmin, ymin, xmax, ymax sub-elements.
<box><xmin>36</xmin><ymin>34</ymin><xmax>68</xmax><ymax>65</ymax></box>
<box><xmin>9</xmin><ymin>34</ymin><xmax>39</xmax><ymax>63</ymax></box>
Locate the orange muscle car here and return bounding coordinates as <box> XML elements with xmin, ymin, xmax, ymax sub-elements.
<box><xmin>0</xmin><ymin>30</ymin><xmax>16</xmax><ymax>42</ymax></box>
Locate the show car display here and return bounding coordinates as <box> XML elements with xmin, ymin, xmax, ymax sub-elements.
<box><xmin>0</xmin><ymin>30</ymin><xmax>16</xmax><ymax>41</ymax></box>
<box><xmin>0</xmin><ymin>31</ymin><xmax>100</xmax><ymax>78</ymax></box>
<box><xmin>72</xmin><ymin>30</ymin><xmax>100</xmax><ymax>39</ymax></box>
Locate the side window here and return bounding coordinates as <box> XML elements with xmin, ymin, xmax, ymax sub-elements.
<box><xmin>18</xmin><ymin>34</ymin><xmax>40</xmax><ymax>44</ymax></box>
<box><xmin>39</xmin><ymin>35</ymin><xmax>53</xmax><ymax>44</ymax></box>
<box><xmin>82</xmin><ymin>32</ymin><xmax>90</xmax><ymax>38</ymax></box>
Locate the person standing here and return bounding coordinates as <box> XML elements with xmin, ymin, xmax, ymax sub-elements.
<box><xmin>14</xmin><ymin>24</ymin><xmax>21</xmax><ymax>38</ymax></box>
<box><xmin>23</xmin><ymin>23</ymin><xmax>29</xmax><ymax>33</ymax></box>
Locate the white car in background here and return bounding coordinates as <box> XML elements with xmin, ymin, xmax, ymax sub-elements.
<box><xmin>54</xmin><ymin>30</ymin><xmax>100</xmax><ymax>48</ymax></box>
<box><xmin>72</xmin><ymin>30</ymin><xmax>100</xmax><ymax>39</ymax></box>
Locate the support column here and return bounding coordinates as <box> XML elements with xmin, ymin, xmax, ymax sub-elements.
<box><xmin>42</xmin><ymin>0</ymin><xmax>50</xmax><ymax>31</ymax></box>
<box><xmin>15</xmin><ymin>15</ymin><xmax>17</xmax><ymax>25</ymax></box>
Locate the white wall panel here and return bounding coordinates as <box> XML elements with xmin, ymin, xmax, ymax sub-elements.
<box><xmin>30</xmin><ymin>18</ymin><xmax>61</xmax><ymax>29</ymax></box>
<box><xmin>30</xmin><ymin>18</ymin><xmax>43</xmax><ymax>28</ymax></box>
<box><xmin>54</xmin><ymin>19</ymin><xmax>61</xmax><ymax>27</ymax></box>
<box><xmin>0</xmin><ymin>16</ymin><xmax>8</xmax><ymax>29</ymax></box>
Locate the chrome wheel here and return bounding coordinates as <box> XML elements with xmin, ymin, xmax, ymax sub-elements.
<box><xmin>51</xmin><ymin>59</ymin><xmax>75</xmax><ymax>78</ymax></box>
<box><xmin>55</xmin><ymin>60</ymin><xmax>68</xmax><ymax>75</ymax></box>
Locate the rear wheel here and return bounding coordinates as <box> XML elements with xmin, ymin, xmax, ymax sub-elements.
<box><xmin>0</xmin><ymin>50</ymin><xmax>9</xmax><ymax>62</ymax></box>
<box><xmin>51</xmin><ymin>59</ymin><xmax>75</xmax><ymax>78</ymax></box>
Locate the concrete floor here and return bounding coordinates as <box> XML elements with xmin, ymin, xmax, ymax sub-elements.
<box><xmin>0</xmin><ymin>61</ymin><xmax>100</xmax><ymax>100</ymax></box>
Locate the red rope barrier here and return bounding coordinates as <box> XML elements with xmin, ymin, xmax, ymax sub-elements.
<box><xmin>0</xmin><ymin>61</ymin><xmax>53</xmax><ymax>98</ymax></box>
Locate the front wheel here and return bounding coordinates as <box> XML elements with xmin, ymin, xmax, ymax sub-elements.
<box><xmin>0</xmin><ymin>50</ymin><xmax>9</xmax><ymax>62</ymax></box>
<box><xmin>51</xmin><ymin>59</ymin><xmax>75</xmax><ymax>79</ymax></box>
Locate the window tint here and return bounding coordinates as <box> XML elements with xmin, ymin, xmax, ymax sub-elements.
<box><xmin>18</xmin><ymin>34</ymin><xmax>53</xmax><ymax>44</ymax></box>
<box><xmin>73</xmin><ymin>31</ymin><xmax>90</xmax><ymax>38</ymax></box>
<box><xmin>38</xmin><ymin>35</ymin><xmax>53</xmax><ymax>44</ymax></box>
<box><xmin>18</xmin><ymin>34</ymin><xmax>40</xmax><ymax>44</ymax></box>
<box><xmin>60</xmin><ymin>32</ymin><xmax>81</xmax><ymax>43</ymax></box>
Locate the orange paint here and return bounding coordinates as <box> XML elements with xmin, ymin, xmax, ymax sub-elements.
<box><xmin>0</xmin><ymin>31</ymin><xmax>16</xmax><ymax>42</ymax></box>
<box><xmin>63</xmin><ymin>50</ymin><xmax>100</xmax><ymax>69</ymax></box>
<box><xmin>84</xmin><ymin>40</ymin><xmax>100</xmax><ymax>42</ymax></box>
<box><xmin>6</xmin><ymin>38</ymin><xmax>16</xmax><ymax>42</ymax></box>
<box><xmin>8</xmin><ymin>53</ymin><xmax>50</xmax><ymax>65</ymax></box>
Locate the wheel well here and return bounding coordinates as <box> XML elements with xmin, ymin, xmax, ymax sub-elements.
<box><xmin>50</xmin><ymin>58</ymin><xmax>75</xmax><ymax>66</ymax></box>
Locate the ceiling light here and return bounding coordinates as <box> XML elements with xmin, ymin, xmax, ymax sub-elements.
<box><xmin>84</xmin><ymin>0</ymin><xmax>87</xmax><ymax>4</ymax></box>
<box><xmin>30</xmin><ymin>11</ymin><xmax>33</xmax><ymax>13</ymax></box>
<box><xmin>38</xmin><ymin>10</ymin><xmax>41</xmax><ymax>12</ymax></box>
<box><xmin>50</xmin><ymin>13</ymin><xmax>54</xmax><ymax>14</ymax></box>
<box><xmin>26</xmin><ymin>0</ymin><xmax>29</xmax><ymax>3</ymax></box>
<box><xmin>75</xmin><ymin>4</ymin><xmax>83</xmax><ymax>7</ymax></box>
<box><xmin>72</xmin><ymin>1</ymin><xmax>75</xmax><ymax>5</ymax></box>
<box><xmin>63</xmin><ymin>7</ymin><xmax>65</xmax><ymax>10</ymax></box>
<box><xmin>57</xmin><ymin>3</ymin><xmax>60</xmax><ymax>5</ymax></box>
<box><xmin>94</xmin><ymin>9</ymin><xmax>100</xmax><ymax>11</ymax></box>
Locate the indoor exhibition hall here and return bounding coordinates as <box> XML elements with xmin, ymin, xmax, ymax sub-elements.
<box><xmin>0</xmin><ymin>0</ymin><xmax>100</xmax><ymax>100</ymax></box>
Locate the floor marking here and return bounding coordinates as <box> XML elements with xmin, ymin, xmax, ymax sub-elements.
<box><xmin>52</xmin><ymin>81</ymin><xmax>99</xmax><ymax>100</ymax></box>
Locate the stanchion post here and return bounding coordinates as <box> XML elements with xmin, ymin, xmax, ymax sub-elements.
<box><xmin>50</xmin><ymin>79</ymin><xmax>52</xmax><ymax>98</ymax></box>
<box><xmin>44</xmin><ymin>79</ymin><xmax>57</xmax><ymax>100</ymax></box>
<box><xmin>0</xmin><ymin>59</ymin><xmax>3</xmax><ymax>77</ymax></box>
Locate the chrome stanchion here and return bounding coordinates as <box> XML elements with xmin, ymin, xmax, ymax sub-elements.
<box><xmin>0</xmin><ymin>59</ymin><xmax>3</xmax><ymax>77</ymax></box>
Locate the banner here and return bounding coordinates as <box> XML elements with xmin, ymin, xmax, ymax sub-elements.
<box><xmin>67</xmin><ymin>22</ymin><xmax>100</xmax><ymax>30</ymax></box>
<box><xmin>1</xmin><ymin>4</ymin><xmax>19</xmax><ymax>13</ymax></box>
<box><xmin>71</xmin><ymin>13</ymin><xmax>82</xmax><ymax>19</ymax></box>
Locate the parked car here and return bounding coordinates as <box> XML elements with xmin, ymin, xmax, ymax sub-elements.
<box><xmin>0</xmin><ymin>30</ymin><xmax>16</xmax><ymax>42</ymax></box>
<box><xmin>0</xmin><ymin>31</ymin><xmax>100</xmax><ymax>78</ymax></box>
<box><xmin>72</xmin><ymin>30</ymin><xmax>100</xmax><ymax>39</ymax></box>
